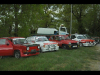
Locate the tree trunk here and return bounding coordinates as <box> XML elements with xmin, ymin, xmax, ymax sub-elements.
<box><xmin>14</xmin><ymin>4</ymin><xmax>19</xmax><ymax>36</ymax></box>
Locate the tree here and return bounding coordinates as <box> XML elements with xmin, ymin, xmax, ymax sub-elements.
<box><xmin>72</xmin><ymin>4</ymin><xmax>90</xmax><ymax>34</ymax></box>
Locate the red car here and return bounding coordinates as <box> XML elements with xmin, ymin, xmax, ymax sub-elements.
<box><xmin>0</xmin><ymin>37</ymin><xmax>40</xmax><ymax>59</ymax></box>
<box><xmin>48</xmin><ymin>35</ymin><xmax>79</xmax><ymax>49</ymax></box>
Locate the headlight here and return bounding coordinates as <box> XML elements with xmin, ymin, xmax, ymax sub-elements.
<box><xmin>77</xmin><ymin>42</ymin><xmax>79</xmax><ymax>44</ymax></box>
<box><xmin>27</xmin><ymin>47</ymin><xmax>29</xmax><ymax>50</ymax></box>
<box><xmin>38</xmin><ymin>46</ymin><xmax>40</xmax><ymax>49</ymax></box>
<box><xmin>69</xmin><ymin>42</ymin><xmax>71</xmax><ymax>44</ymax></box>
<box><xmin>43</xmin><ymin>45</ymin><xmax>45</xmax><ymax>47</ymax></box>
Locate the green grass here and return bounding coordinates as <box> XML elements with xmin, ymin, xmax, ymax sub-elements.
<box><xmin>0</xmin><ymin>46</ymin><xmax>98</xmax><ymax>71</ymax></box>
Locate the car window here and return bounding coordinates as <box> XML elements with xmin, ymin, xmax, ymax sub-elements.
<box><xmin>60</xmin><ymin>28</ymin><xmax>66</xmax><ymax>32</ymax></box>
<box><xmin>36</xmin><ymin>37</ymin><xmax>48</xmax><ymax>42</ymax></box>
<box><xmin>71</xmin><ymin>35</ymin><xmax>76</xmax><ymax>39</ymax></box>
<box><xmin>26</xmin><ymin>37</ymin><xmax>31</xmax><ymax>42</ymax></box>
<box><xmin>0</xmin><ymin>39</ymin><xmax>6</xmax><ymax>44</ymax></box>
<box><xmin>77</xmin><ymin>36</ymin><xmax>86</xmax><ymax>39</ymax></box>
<box><xmin>65</xmin><ymin>36</ymin><xmax>71</xmax><ymax>40</ymax></box>
<box><xmin>55</xmin><ymin>36</ymin><xmax>59</xmax><ymax>40</ymax></box>
<box><xmin>50</xmin><ymin>36</ymin><xmax>55</xmax><ymax>40</ymax></box>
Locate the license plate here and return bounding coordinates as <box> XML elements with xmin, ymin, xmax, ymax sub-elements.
<box><xmin>73</xmin><ymin>45</ymin><xmax>77</xmax><ymax>47</ymax></box>
<box><xmin>31</xmin><ymin>50</ymin><xmax>36</xmax><ymax>52</ymax></box>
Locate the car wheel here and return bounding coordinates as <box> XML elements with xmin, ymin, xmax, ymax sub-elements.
<box><xmin>40</xmin><ymin>48</ymin><xmax>43</xmax><ymax>53</ymax></box>
<box><xmin>79</xmin><ymin>43</ymin><xmax>83</xmax><ymax>47</ymax></box>
<box><xmin>62</xmin><ymin>44</ymin><xmax>67</xmax><ymax>49</ymax></box>
<box><xmin>14</xmin><ymin>51</ymin><xmax>21</xmax><ymax>59</ymax></box>
<box><xmin>0</xmin><ymin>56</ymin><xmax>3</xmax><ymax>59</ymax></box>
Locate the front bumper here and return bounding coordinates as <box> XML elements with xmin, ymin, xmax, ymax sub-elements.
<box><xmin>66</xmin><ymin>43</ymin><xmax>79</xmax><ymax>49</ymax></box>
<box><xmin>41</xmin><ymin>46</ymin><xmax>59</xmax><ymax>52</ymax></box>
<box><xmin>83</xmin><ymin>42</ymin><xmax>95</xmax><ymax>46</ymax></box>
<box><xmin>23</xmin><ymin>49</ymin><xmax>40</xmax><ymax>54</ymax></box>
<box><xmin>21</xmin><ymin>49</ymin><xmax>40</xmax><ymax>57</ymax></box>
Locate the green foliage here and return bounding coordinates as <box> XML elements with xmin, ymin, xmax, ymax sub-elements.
<box><xmin>0</xmin><ymin>4</ymin><xmax>100</xmax><ymax>37</ymax></box>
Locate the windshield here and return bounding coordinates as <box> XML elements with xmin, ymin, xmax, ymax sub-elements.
<box><xmin>65</xmin><ymin>36</ymin><xmax>71</xmax><ymax>40</ymax></box>
<box><xmin>13</xmin><ymin>38</ymin><xmax>27</xmax><ymax>44</ymax></box>
<box><xmin>84</xmin><ymin>34</ymin><xmax>91</xmax><ymax>39</ymax></box>
<box><xmin>59</xmin><ymin>36</ymin><xmax>71</xmax><ymax>40</ymax></box>
<box><xmin>0</xmin><ymin>39</ymin><xmax>6</xmax><ymax>44</ymax></box>
<box><xmin>60</xmin><ymin>28</ymin><xmax>66</xmax><ymax>32</ymax></box>
<box><xmin>77</xmin><ymin>36</ymin><xmax>86</xmax><ymax>39</ymax></box>
<box><xmin>35</xmin><ymin>37</ymin><xmax>48</xmax><ymax>42</ymax></box>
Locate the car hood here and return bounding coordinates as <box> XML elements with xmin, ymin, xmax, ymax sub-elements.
<box><xmin>61</xmin><ymin>40</ymin><xmax>78</xmax><ymax>44</ymax></box>
<box><xmin>81</xmin><ymin>39</ymin><xmax>95</xmax><ymax>42</ymax></box>
<box><xmin>22</xmin><ymin>43</ymin><xmax>40</xmax><ymax>47</ymax></box>
<box><xmin>35</xmin><ymin>41</ymin><xmax>58</xmax><ymax>46</ymax></box>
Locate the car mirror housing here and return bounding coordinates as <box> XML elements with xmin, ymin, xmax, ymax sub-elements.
<box><xmin>6</xmin><ymin>43</ymin><xmax>9</xmax><ymax>46</ymax></box>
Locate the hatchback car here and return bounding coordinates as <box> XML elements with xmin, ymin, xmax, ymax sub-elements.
<box><xmin>71</xmin><ymin>34</ymin><xmax>96</xmax><ymax>47</ymax></box>
<box><xmin>26</xmin><ymin>36</ymin><xmax>59</xmax><ymax>52</ymax></box>
<box><xmin>0</xmin><ymin>37</ymin><xmax>40</xmax><ymax>59</ymax></box>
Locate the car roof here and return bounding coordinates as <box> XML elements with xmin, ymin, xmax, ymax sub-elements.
<box><xmin>71</xmin><ymin>34</ymin><xmax>83</xmax><ymax>36</ymax></box>
<box><xmin>29</xmin><ymin>36</ymin><xmax>46</xmax><ymax>37</ymax></box>
<box><xmin>50</xmin><ymin>35</ymin><xmax>68</xmax><ymax>36</ymax></box>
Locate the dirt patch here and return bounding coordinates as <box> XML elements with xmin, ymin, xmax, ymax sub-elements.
<box><xmin>89</xmin><ymin>44</ymin><xmax>100</xmax><ymax>71</ymax></box>
<box><xmin>49</xmin><ymin>63</ymin><xmax>67</xmax><ymax>70</ymax></box>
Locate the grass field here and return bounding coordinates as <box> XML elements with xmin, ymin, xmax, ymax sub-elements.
<box><xmin>0</xmin><ymin>46</ymin><xmax>99</xmax><ymax>71</ymax></box>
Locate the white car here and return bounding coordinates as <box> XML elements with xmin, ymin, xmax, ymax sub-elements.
<box><xmin>26</xmin><ymin>36</ymin><xmax>59</xmax><ymax>52</ymax></box>
<box><xmin>71</xmin><ymin>34</ymin><xmax>96</xmax><ymax>47</ymax></box>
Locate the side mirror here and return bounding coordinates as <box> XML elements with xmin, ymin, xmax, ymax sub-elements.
<box><xmin>6</xmin><ymin>43</ymin><xmax>9</xmax><ymax>46</ymax></box>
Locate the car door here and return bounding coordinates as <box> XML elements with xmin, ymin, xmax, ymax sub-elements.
<box><xmin>49</xmin><ymin>36</ymin><xmax>62</xmax><ymax>47</ymax></box>
<box><xmin>0</xmin><ymin>39</ymin><xmax>13</xmax><ymax>56</ymax></box>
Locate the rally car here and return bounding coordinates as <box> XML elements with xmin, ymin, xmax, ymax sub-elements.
<box><xmin>26</xmin><ymin>36</ymin><xmax>59</xmax><ymax>52</ymax></box>
<box><xmin>48</xmin><ymin>35</ymin><xmax>79</xmax><ymax>49</ymax></box>
<box><xmin>0</xmin><ymin>37</ymin><xmax>40</xmax><ymax>59</ymax></box>
<box><xmin>71</xmin><ymin>34</ymin><xmax>96</xmax><ymax>47</ymax></box>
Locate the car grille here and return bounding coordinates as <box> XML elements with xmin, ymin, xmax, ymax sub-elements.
<box><xmin>46</xmin><ymin>44</ymin><xmax>56</xmax><ymax>49</ymax></box>
<box><xmin>71</xmin><ymin>43</ymin><xmax>77</xmax><ymax>46</ymax></box>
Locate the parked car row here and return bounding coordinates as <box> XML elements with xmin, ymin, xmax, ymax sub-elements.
<box><xmin>0</xmin><ymin>34</ymin><xmax>97</xmax><ymax>59</ymax></box>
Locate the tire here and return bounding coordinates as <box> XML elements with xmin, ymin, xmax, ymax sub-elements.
<box><xmin>0</xmin><ymin>56</ymin><xmax>3</xmax><ymax>59</ymax></box>
<box><xmin>14</xmin><ymin>51</ymin><xmax>21</xmax><ymax>59</ymax></box>
<box><xmin>79</xmin><ymin>43</ymin><xmax>83</xmax><ymax>47</ymax></box>
<box><xmin>62</xmin><ymin>44</ymin><xmax>67</xmax><ymax>49</ymax></box>
<box><xmin>40</xmin><ymin>48</ymin><xmax>43</xmax><ymax>53</ymax></box>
